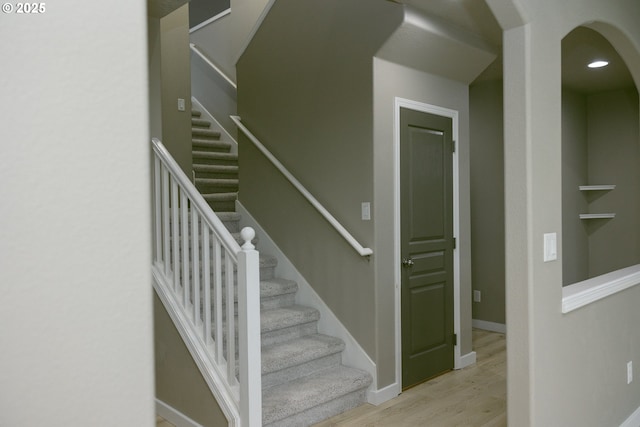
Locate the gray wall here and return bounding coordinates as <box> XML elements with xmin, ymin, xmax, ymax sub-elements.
<box><xmin>189</xmin><ymin>0</ymin><xmax>228</xmax><ymax>29</ymax></box>
<box><xmin>469</xmin><ymin>79</ymin><xmax>505</xmax><ymax>324</ymax></box>
<box><xmin>493</xmin><ymin>0</ymin><xmax>640</xmax><ymax>424</ymax></box>
<box><xmin>154</xmin><ymin>295</ymin><xmax>227</xmax><ymax>426</ymax></box>
<box><xmin>237</xmin><ymin>0</ymin><xmax>403</xmax><ymax>376</ymax></box>
<box><xmin>562</xmin><ymin>88</ymin><xmax>640</xmax><ymax>285</ymax></box>
<box><xmin>0</xmin><ymin>1</ymin><xmax>154</xmax><ymax>424</ymax></box>
<box><xmin>161</xmin><ymin>4</ymin><xmax>193</xmax><ymax>175</ymax></box>
<box><xmin>587</xmin><ymin>88</ymin><xmax>640</xmax><ymax>277</ymax></box>
<box><xmin>190</xmin><ymin>12</ymin><xmax>238</xmax><ymax>138</ymax></box>
<box><xmin>562</xmin><ymin>89</ymin><xmax>589</xmax><ymax>285</ymax></box>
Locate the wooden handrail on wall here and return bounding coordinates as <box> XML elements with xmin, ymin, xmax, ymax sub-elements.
<box><xmin>231</xmin><ymin>116</ymin><xmax>373</xmax><ymax>257</ymax></box>
<box><xmin>190</xmin><ymin>43</ymin><xmax>237</xmax><ymax>90</ymax></box>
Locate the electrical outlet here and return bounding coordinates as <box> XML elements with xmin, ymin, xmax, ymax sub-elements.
<box><xmin>628</xmin><ymin>361</ymin><xmax>633</xmax><ymax>384</ymax></box>
<box><xmin>473</xmin><ymin>290</ymin><xmax>481</xmax><ymax>303</ymax></box>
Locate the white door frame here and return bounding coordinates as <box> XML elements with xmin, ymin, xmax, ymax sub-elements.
<box><xmin>393</xmin><ymin>97</ymin><xmax>462</xmax><ymax>390</ymax></box>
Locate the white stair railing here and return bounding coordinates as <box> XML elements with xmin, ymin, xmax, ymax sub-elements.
<box><xmin>151</xmin><ymin>138</ymin><xmax>261</xmax><ymax>427</ymax></box>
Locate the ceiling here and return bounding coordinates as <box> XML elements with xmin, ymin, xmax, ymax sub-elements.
<box><xmin>397</xmin><ymin>0</ymin><xmax>636</xmax><ymax>93</ymax></box>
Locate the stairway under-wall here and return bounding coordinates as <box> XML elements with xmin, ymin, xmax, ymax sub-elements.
<box><xmin>191</xmin><ymin>108</ymin><xmax>372</xmax><ymax>426</ymax></box>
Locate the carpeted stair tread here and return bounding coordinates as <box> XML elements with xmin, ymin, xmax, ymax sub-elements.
<box><xmin>262</xmin><ymin>365</ymin><xmax>372</xmax><ymax>426</ymax></box>
<box><xmin>193</xmin><ymin>164</ymin><xmax>238</xmax><ymax>174</ymax></box>
<box><xmin>260</xmin><ymin>278</ymin><xmax>298</xmax><ymax>299</ymax></box>
<box><xmin>261</xmin><ymin>305</ymin><xmax>319</xmax><ymax>333</ymax></box>
<box><xmin>261</xmin><ymin>334</ymin><xmax>344</xmax><ymax>375</ymax></box>
<box><xmin>193</xmin><ymin>151</ymin><xmax>238</xmax><ymax>161</ymax></box>
<box><xmin>202</xmin><ymin>192</ymin><xmax>237</xmax><ymax>202</ymax></box>
<box><xmin>192</xmin><ymin>139</ymin><xmax>231</xmax><ymax>151</ymax></box>
<box><xmin>191</xmin><ymin>118</ymin><xmax>212</xmax><ymax>128</ymax></box>
<box><xmin>192</xmin><ymin>128</ymin><xmax>222</xmax><ymax>139</ymax></box>
<box><xmin>216</xmin><ymin>211</ymin><xmax>240</xmax><ymax>221</ymax></box>
<box><xmin>196</xmin><ymin>177</ymin><xmax>239</xmax><ymax>187</ymax></box>
<box><xmin>191</xmin><ymin>110</ymin><xmax>202</xmax><ymax>117</ymax></box>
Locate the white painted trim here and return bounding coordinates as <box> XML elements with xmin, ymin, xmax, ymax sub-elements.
<box><xmin>189</xmin><ymin>8</ymin><xmax>231</xmax><ymax>34</ymax></box>
<box><xmin>233</xmin><ymin>0</ymin><xmax>276</xmax><ymax>65</ymax></box>
<box><xmin>191</xmin><ymin>97</ymin><xmax>238</xmax><ymax>155</ymax></box>
<box><xmin>472</xmin><ymin>319</ymin><xmax>507</xmax><ymax>334</ymax></box>
<box><xmin>393</xmin><ymin>98</ymin><xmax>462</xmax><ymax>382</ymax></box>
<box><xmin>620</xmin><ymin>404</ymin><xmax>640</xmax><ymax>427</ymax></box>
<box><xmin>562</xmin><ymin>264</ymin><xmax>640</xmax><ymax>314</ymax></box>
<box><xmin>235</xmin><ymin>201</ymin><xmax>382</xmax><ymax>404</ymax></box>
<box><xmin>367</xmin><ymin>381</ymin><xmax>401</xmax><ymax>406</ymax></box>
<box><xmin>156</xmin><ymin>399</ymin><xmax>204</xmax><ymax>427</ymax></box>
<box><xmin>458</xmin><ymin>351</ymin><xmax>477</xmax><ymax>369</ymax></box>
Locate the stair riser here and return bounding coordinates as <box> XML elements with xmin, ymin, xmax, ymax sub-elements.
<box><xmin>260</xmin><ymin>293</ymin><xmax>296</xmax><ymax>311</ymax></box>
<box><xmin>196</xmin><ymin>183</ymin><xmax>239</xmax><ymax>194</ymax></box>
<box><xmin>191</xmin><ymin>119</ymin><xmax>212</xmax><ymax>128</ymax></box>
<box><xmin>221</xmin><ymin>218</ymin><xmax>240</xmax><ymax>233</ymax></box>
<box><xmin>194</xmin><ymin>170</ymin><xmax>239</xmax><ymax>180</ymax></box>
<box><xmin>262</xmin><ymin>353</ymin><xmax>342</xmax><ymax>389</ymax></box>
<box><xmin>261</xmin><ymin>322</ymin><xmax>317</xmax><ymax>347</ymax></box>
<box><xmin>263</xmin><ymin>388</ymin><xmax>368</xmax><ymax>427</ymax></box>
<box><xmin>193</xmin><ymin>153</ymin><xmax>238</xmax><ymax>163</ymax></box>
<box><xmin>196</xmin><ymin>158</ymin><xmax>239</xmax><ymax>168</ymax></box>
<box><xmin>207</xmin><ymin>200</ymin><xmax>237</xmax><ymax>212</ymax></box>
<box><xmin>192</xmin><ymin>143</ymin><xmax>231</xmax><ymax>154</ymax></box>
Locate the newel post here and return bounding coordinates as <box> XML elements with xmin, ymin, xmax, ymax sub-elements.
<box><xmin>237</xmin><ymin>227</ymin><xmax>262</xmax><ymax>426</ymax></box>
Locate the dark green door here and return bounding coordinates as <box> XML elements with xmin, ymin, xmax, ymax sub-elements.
<box><xmin>400</xmin><ymin>107</ymin><xmax>455</xmax><ymax>389</ymax></box>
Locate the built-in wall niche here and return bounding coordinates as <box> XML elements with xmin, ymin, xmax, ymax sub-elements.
<box><xmin>561</xmin><ymin>26</ymin><xmax>640</xmax><ymax>287</ymax></box>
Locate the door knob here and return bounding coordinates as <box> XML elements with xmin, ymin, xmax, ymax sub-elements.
<box><xmin>402</xmin><ymin>258</ymin><xmax>414</xmax><ymax>268</ymax></box>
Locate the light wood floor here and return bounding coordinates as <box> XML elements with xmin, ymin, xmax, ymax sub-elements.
<box><xmin>314</xmin><ymin>329</ymin><xmax>506</xmax><ymax>427</ymax></box>
<box><xmin>157</xmin><ymin>329</ymin><xmax>505</xmax><ymax>427</ymax></box>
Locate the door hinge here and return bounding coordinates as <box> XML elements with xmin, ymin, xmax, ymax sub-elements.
<box><xmin>453</xmin><ymin>333</ymin><xmax>458</xmax><ymax>346</ymax></box>
<box><xmin>452</xmin><ymin>140</ymin><xmax>456</xmax><ymax>152</ymax></box>
<box><xmin>453</xmin><ymin>237</ymin><xmax>457</xmax><ymax>249</ymax></box>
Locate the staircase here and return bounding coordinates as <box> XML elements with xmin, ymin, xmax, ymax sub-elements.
<box><xmin>192</xmin><ymin>109</ymin><xmax>373</xmax><ymax>426</ymax></box>
<box><xmin>192</xmin><ymin>109</ymin><xmax>239</xmax><ymax>212</ymax></box>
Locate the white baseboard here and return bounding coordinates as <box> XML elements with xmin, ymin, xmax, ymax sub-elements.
<box><xmin>621</xmin><ymin>404</ymin><xmax>640</xmax><ymax>427</ymax></box>
<box><xmin>156</xmin><ymin>399</ymin><xmax>203</xmax><ymax>427</ymax></box>
<box><xmin>472</xmin><ymin>319</ymin><xmax>506</xmax><ymax>334</ymax></box>
<box><xmin>367</xmin><ymin>382</ymin><xmax>400</xmax><ymax>406</ymax></box>
<box><xmin>457</xmin><ymin>351</ymin><xmax>476</xmax><ymax>369</ymax></box>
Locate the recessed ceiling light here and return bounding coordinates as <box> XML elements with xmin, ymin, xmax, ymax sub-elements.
<box><xmin>588</xmin><ymin>60</ymin><xmax>609</xmax><ymax>68</ymax></box>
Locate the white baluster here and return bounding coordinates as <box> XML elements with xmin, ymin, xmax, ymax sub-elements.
<box><xmin>171</xmin><ymin>178</ymin><xmax>180</xmax><ymax>292</ymax></box>
<box><xmin>181</xmin><ymin>193</ymin><xmax>189</xmax><ymax>306</ymax></box>
<box><xmin>225</xmin><ymin>249</ymin><xmax>236</xmax><ymax>386</ymax></box>
<box><xmin>203</xmin><ymin>224</ymin><xmax>212</xmax><ymax>346</ymax></box>
<box><xmin>192</xmin><ymin>206</ymin><xmax>200</xmax><ymax>325</ymax></box>
<box><xmin>214</xmin><ymin>239</ymin><xmax>223</xmax><ymax>364</ymax></box>
<box><xmin>154</xmin><ymin>157</ymin><xmax>162</xmax><ymax>264</ymax></box>
<box><xmin>162</xmin><ymin>166</ymin><xmax>171</xmax><ymax>277</ymax></box>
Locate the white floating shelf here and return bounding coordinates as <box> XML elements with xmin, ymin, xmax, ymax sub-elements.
<box><xmin>579</xmin><ymin>185</ymin><xmax>616</xmax><ymax>191</ymax></box>
<box><xmin>579</xmin><ymin>213</ymin><xmax>616</xmax><ymax>220</ymax></box>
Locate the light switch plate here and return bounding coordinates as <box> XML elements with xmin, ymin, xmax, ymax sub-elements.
<box><xmin>543</xmin><ymin>233</ymin><xmax>557</xmax><ymax>262</ymax></box>
<box><xmin>361</xmin><ymin>202</ymin><xmax>371</xmax><ymax>220</ymax></box>
<box><xmin>177</xmin><ymin>98</ymin><xmax>186</xmax><ymax>112</ymax></box>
